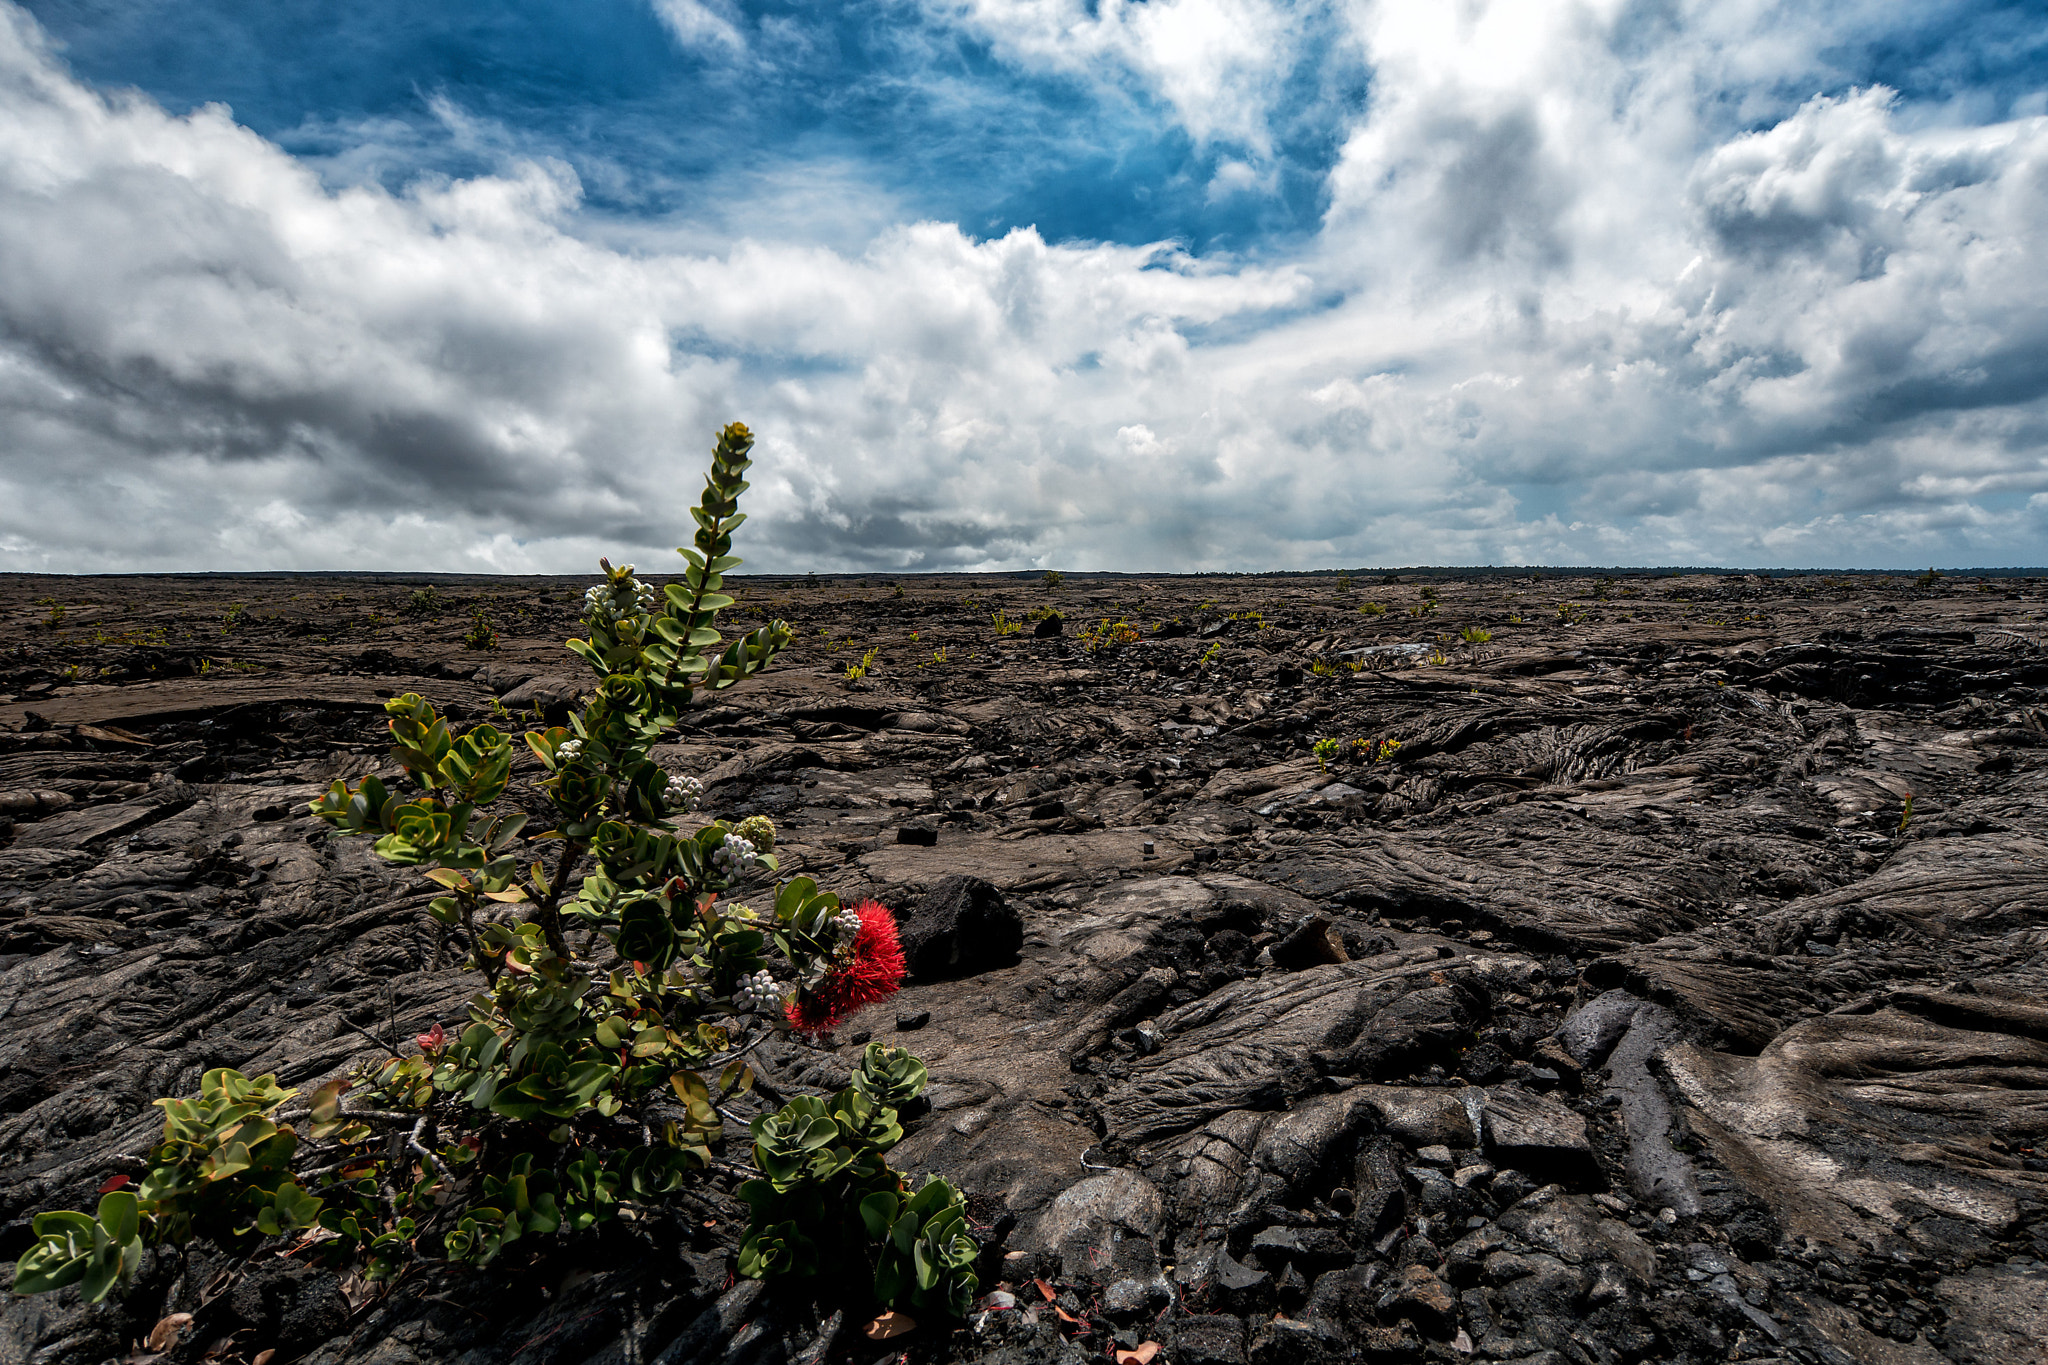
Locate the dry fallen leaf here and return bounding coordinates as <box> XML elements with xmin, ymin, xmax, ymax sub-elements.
<box><xmin>145</xmin><ymin>1313</ymin><xmax>193</xmax><ymax>1353</ymax></box>
<box><xmin>1114</xmin><ymin>1343</ymin><xmax>1161</xmax><ymax>1365</ymax></box>
<box><xmin>253</xmin><ymin>1351</ymin><xmax>277</xmax><ymax>1365</ymax></box>
<box><xmin>864</xmin><ymin>1311</ymin><xmax>917</xmax><ymax>1341</ymax></box>
<box><xmin>1032</xmin><ymin>1277</ymin><xmax>1057</xmax><ymax>1302</ymax></box>
<box><xmin>1053</xmin><ymin>1306</ymin><xmax>1083</xmax><ymax>1324</ymax></box>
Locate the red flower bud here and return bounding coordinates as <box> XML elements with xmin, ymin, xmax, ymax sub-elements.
<box><xmin>786</xmin><ymin>901</ymin><xmax>907</xmax><ymax>1034</ymax></box>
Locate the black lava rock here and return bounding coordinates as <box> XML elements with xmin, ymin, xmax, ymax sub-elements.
<box><xmin>895</xmin><ymin>874</ymin><xmax>1024</xmax><ymax>981</ymax></box>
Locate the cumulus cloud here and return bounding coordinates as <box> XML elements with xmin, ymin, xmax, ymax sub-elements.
<box><xmin>0</xmin><ymin>0</ymin><xmax>2046</xmax><ymax>572</ymax></box>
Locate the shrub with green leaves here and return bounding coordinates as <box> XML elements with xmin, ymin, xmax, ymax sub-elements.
<box><xmin>462</xmin><ymin>608</ymin><xmax>498</xmax><ymax>651</ymax></box>
<box><xmin>739</xmin><ymin>1044</ymin><xmax>978</xmax><ymax>1317</ymax></box>
<box><xmin>11</xmin><ymin>424</ymin><xmax>949</xmax><ymax>1316</ymax></box>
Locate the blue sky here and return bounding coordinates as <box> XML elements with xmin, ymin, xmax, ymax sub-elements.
<box><xmin>22</xmin><ymin>0</ymin><xmax>1356</xmax><ymax>252</ymax></box>
<box><xmin>3</xmin><ymin>0</ymin><xmax>2048</xmax><ymax>570</ymax></box>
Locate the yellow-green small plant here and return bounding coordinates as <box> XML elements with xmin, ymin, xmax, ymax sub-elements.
<box><xmin>222</xmin><ymin>602</ymin><xmax>247</xmax><ymax>633</ymax></box>
<box><xmin>1359</xmin><ymin>600</ymin><xmax>1387</xmax><ymax>616</ymax></box>
<box><xmin>1917</xmin><ymin>567</ymin><xmax>1943</xmax><ymax>587</ymax></box>
<box><xmin>1200</xmin><ymin>641</ymin><xmax>1224</xmax><ymax>667</ymax></box>
<box><xmin>1312</xmin><ymin>737</ymin><xmax>1340</xmax><ymax>770</ymax></box>
<box><xmin>892</xmin><ymin>585</ymin><xmax>904</xmax><ymax>599</ymax></box>
<box><xmin>41</xmin><ymin>600</ymin><xmax>65</xmax><ymax>628</ymax></box>
<box><xmin>1408</xmin><ymin>601</ymin><xmax>1436</xmax><ymax>619</ymax></box>
<box><xmin>845</xmin><ymin>647</ymin><xmax>880</xmax><ymax>683</ymax></box>
<box><xmin>926</xmin><ymin>647</ymin><xmax>948</xmax><ymax>667</ymax></box>
<box><xmin>1078</xmin><ymin>618</ymin><xmax>1141</xmax><ymax>654</ymax></box>
<box><xmin>1310</xmin><ymin>658</ymin><xmax>1336</xmax><ymax>677</ymax></box>
<box><xmin>1228</xmin><ymin>610</ymin><xmax>1269</xmax><ymax>630</ymax></box>
<box><xmin>1427</xmin><ymin>648</ymin><xmax>1451</xmax><ymax>666</ymax></box>
<box><xmin>990</xmin><ymin>610</ymin><xmax>1021</xmax><ymax>635</ymax></box>
<box><xmin>1898</xmin><ymin>792</ymin><xmax>1914</xmax><ymax>834</ymax></box>
<box><xmin>1507</xmin><ymin>611</ymin><xmax>1525</xmax><ymax>624</ymax></box>
<box><xmin>1555</xmin><ymin>603</ymin><xmax>1585</xmax><ymax>624</ymax></box>
<box><xmin>1337</xmin><ymin>575</ymin><xmax>1353</xmax><ymax>593</ymax></box>
<box><xmin>1042</xmin><ymin>570</ymin><xmax>1065</xmax><ymax>591</ymax></box>
<box><xmin>1373</xmin><ymin>738</ymin><xmax>1403</xmax><ymax>762</ymax></box>
<box><xmin>462</xmin><ymin>611</ymin><xmax>498</xmax><ymax>651</ymax></box>
<box><xmin>1460</xmin><ymin>626</ymin><xmax>1492</xmax><ymax>645</ymax></box>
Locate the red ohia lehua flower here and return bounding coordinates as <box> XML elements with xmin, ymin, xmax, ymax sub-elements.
<box><xmin>786</xmin><ymin>900</ymin><xmax>906</xmax><ymax>1034</ymax></box>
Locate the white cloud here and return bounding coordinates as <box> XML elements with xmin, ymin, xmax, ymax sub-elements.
<box><xmin>1</xmin><ymin>1</ymin><xmax>2047</xmax><ymax>573</ymax></box>
<box><xmin>917</xmin><ymin>0</ymin><xmax>1309</xmax><ymax>154</ymax></box>
<box><xmin>650</xmin><ymin>0</ymin><xmax>746</xmax><ymax>53</ymax></box>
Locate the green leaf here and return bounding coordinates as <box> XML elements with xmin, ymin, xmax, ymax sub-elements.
<box><xmin>11</xmin><ymin>1211</ymin><xmax>97</xmax><ymax>1295</ymax></box>
<box><xmin>859</xmin><ymin>1190</ymin><xmax>901</xmax><ymax>1241</ymax></box>
<box><xmin>95</xmin><ymin>1190</ymin><xmax>139</xmax><ymax>1244</ymax></box>
<box><xmin>79</xmin><ymin>1245</ymin><xmax>123</xmax><ymax>1304</ymax></box>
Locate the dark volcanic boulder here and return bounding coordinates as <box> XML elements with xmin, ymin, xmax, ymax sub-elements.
<box><xmin>474</xmin><ymin>661</ymin><xmax>537</xmax><ymax>694</ymax></box>
<box><xmin>497</xmin><ymin>674</ymin><xmax>584</xmax><ymax>722</ymax></box>
<box><xmin>895</xmin><ymin>874</ymin><xmax>1023</xmax><ymax>980</ymax></box>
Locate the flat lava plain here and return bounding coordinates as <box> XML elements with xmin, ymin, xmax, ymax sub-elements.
<box><xmin>0</xmin><ymin>569</ymin><xmax>2044</xmax><ymax>1365</ymax></box>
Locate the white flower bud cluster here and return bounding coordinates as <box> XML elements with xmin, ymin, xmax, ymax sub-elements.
<box><xmin>582</xmin><ymin>570</ymin><xmax>659</xmax><ymax>624</ymax></box>
<box><xmin>828</xmin><ymin>907</ymin><xmax>862</xmax><ymax>945</ymax></box>
<box><xmin>664</xmin><ymin>773</ymin><xmax>704</xmax><ymax>812</ymax></box>
<box><xmin>733</xmin><ymin>968</ymin><xmax>781</xmax><ymax>1014</ymax></box>
<box><xmin>555</xmin><ymin>738</ymin><xmax>584</xmax><ymax>763</ymax></box>
<box><xmin>712</xmin><ymin>835</ymin><xmax>760</xmax><ymax>873</ymax></box>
